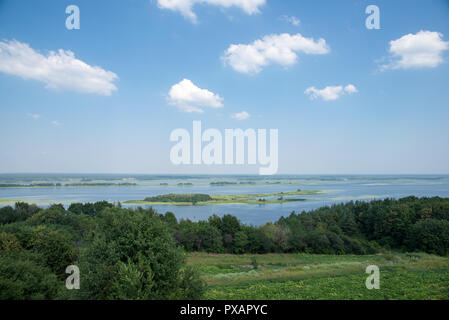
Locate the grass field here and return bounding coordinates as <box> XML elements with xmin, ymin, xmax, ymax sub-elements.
<box><xmin>187</xmin><ymin>252</ymin><xmax>449</xmax><ymax>300</ymax></box>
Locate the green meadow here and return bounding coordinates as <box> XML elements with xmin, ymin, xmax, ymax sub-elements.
<box><xmin>187</xmin><ymin>252</ymin><xmax>449</xmax><ymax>300</ymax></box>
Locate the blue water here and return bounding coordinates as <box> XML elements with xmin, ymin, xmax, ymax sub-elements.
<box><xmin>0</xmin><ymin>174</ymin><xmax>448</xmax><ymax>225</ymax></box>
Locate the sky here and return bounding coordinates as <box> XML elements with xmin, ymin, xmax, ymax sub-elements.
<box><xmin>0</xmin><ymin>0</ymin><xmax>449</xmax><ymax>175</ymax></box>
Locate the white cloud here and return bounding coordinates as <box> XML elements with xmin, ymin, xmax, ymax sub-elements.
<box><xmin>231</xmin><ymin>111</ymin><xmax>250</xmax><ymax>120</ymax></box>
<box><xmin>305</xmin><ymin>84</ymin><xmax>357</xmax><ymax>101</ymax></box>
<box><xmin>168</xmin><ymin>79</ymin><xmax>224</xmax><ymax>113</ymax></box>
<box><xmin>51</xmin><ymin>120</ymin><xmax>62</xmax><ymax>126</ymax></box>
<box><xmin>381</xmin><ymin>30</ymin><xmax>449</xmax><ymax>70</ymax></box>
<box><xmin>157</xmin><ymin>0</ymin><xmax>265</xmax><ymax>23</ymax></box>
<box><xmin>281</xmin><ymin>15</ymin><xmax>300</xmax><ymax>27</ymax></box>
<box><xmin>222</xmin><ymin>33</ymin><xmax>330</xmax><ymax>74</ymax></box>
<box><xmin>27</xmin><ymin>113</ymin><xmax>40</xmax><ymax>119</ymax></box>
<box><xmin>344</xmin><ymin>84</ymin><xmax>358</xmax><ymax>94</ymax></box>
<box><xmin>0</xmin><ymin>39</ymin><xmax>118</xmax><ymax>95</ymax></box>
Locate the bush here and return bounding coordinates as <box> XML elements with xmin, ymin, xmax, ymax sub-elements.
<box><xmin>251</xmin><ymin>257</ymin><xmax>258</xmax><ymax>270</ymax></box>
<box><xmin>178</xmin><ymin>267</ymin><xmax>206</xmax><ymax>300</ymax></box>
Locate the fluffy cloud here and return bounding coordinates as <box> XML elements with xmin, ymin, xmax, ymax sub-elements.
<box><xmin>343</xmin><ymin>84</ymin><xmax>358</xmax><ymax>94</ymax></box>
<box><xmin>27</xmin><ymin>113</ymin><xmax>40</xmax><ymax>119</ymax></box>
<box><xmin>51</xmin><ymin>120</ymin><xmax>62</xmax><ymax>126</ymax></box>
<box><xmin>280</xmin><ymin>15</ymin><xmax>300</xmax><ymax>26</ymax></box>
<box><xmin>168</xmin><ymin>79</ymin><xmax>224</xmax><ymax>113</ymax></box>
<box><xmin>231</xmin><ymin>111</ymin><xmax>250</xmax><ymax>120</ymax></box>
<box><xmin>381</xmin><ymin>30</ymin><xmax>449</xmax><ymax>70</ymax></box>
<box><xmin>157</xmin><ymin>0</ymin><xmax>265</xmax><ymax>23</ymax></box>
<box><xmin>222</xmin><ymin>33</ymin><xmax>330</xmax><ymax>74</ymax></box>
<box><xmin>305</xmin><ymin>84</ymin><xmax>357</xmax><ymax>101</ymax></box>
<box><xmin>0</xmin><ymin>40</ymin><xmax>118</xmax><ymax>95</ymax></box>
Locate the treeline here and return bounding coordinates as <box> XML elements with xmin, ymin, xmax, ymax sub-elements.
<box><xmin>210</xmin><ymin>181</ymin><xmax>257</xmax><ymax>186</ymax></box>
<box><xmin>144</xmin><ymin>193</ymin><xmax>212</xmax><ymax>204</ymax></box>
<box><xmin>170</xmin><ymin>196</ymin><xmax>449</xmax><ymax>255</ymax></box>
<box><xmin>0</xmin><ymin>183</ymin><xmax>62</xmax><ymax>187</ymax></box>
<box><xmin>1</xmin><ymin>196</ymin><xmax>449</xmax><ymax>300</ymax></box>
<box><xmin>64</xmin><ymin>182</ymin><xmax>137</xmax><ymax>187</ymax></box>
<box><xmin>0</xmin><ymin>182</ymin><xmax>136</xmax><ymax>188</ymax></box>
<box><xmin>209</xmin><ymin>181</ymin><xmax>278</xmax><ymax>186</ymax></box>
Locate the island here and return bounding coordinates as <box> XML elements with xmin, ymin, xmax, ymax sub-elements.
<box><xmin>124</xmin><ymin>189</ymin><xmax>324</xmax><ymax>206</ymax></box>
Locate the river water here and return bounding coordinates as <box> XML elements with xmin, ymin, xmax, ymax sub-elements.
<box><xmin>1</xmin><ymin>174</ymin><xmax>448</xmax><ymax>225</ymax></box>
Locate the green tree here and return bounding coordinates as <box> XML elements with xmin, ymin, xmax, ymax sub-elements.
<box><xmin>233</xmin><ymin>231</ymin><xmax>248</xmax><ymax>254</ymax></box>
<box><xmin>81</xmin><ymin>207</ymin><xmax>205</xmax><ymax>299</ymax></box>
<box><xmin>109</xmin><ymin>255</ymin><xmax>154</xmax><ymax>300</ymax></box>
<box><xmin>407</xmin><ymin>219</ymin><xmax>449</xmax><ymax>255</ymax></box>
<box><xmin>0</xmin><ymin>232</ymin><xmax>22</xmax><ymax>252</ymax></box>
<box><xmin>29</xmin><ymin>226</ymin><xmax>76</xmax><ymax>274</ymax></box>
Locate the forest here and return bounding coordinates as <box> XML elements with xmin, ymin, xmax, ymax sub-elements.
<box><xmin>1</xmin><ymin>196</ymin><xmax>449</xmax><ymax>299</ymax></box>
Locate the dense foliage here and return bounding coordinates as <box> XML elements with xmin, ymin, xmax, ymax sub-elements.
<box><xmin>0</xmin><ymin>196</ymin><xmax>448</xmax><ymax>299</ymax></box>
<box><xmin>171</xmin><ymin>196</ymin><xmax>449</xmax><ymax>255</ymax></box>
<box><xmin>0</xmin><ymin>202</ymin><xmax>205</xmax><ymax>300</ymax></box>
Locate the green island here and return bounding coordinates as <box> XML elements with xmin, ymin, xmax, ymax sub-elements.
<box><xmin>124</xmin><ymin>189</ymin><xmax>323</xmax><ymax>206</ymax></box>
<box><xmin>210</xmin><ymin>181</ymin><xmax>265</xmax><ymax>186</ymax></box>
<box><xmin>0</xmin><ymin>199</ymin><xmax>17</xmax><ymax>203</ymax></box>
<box><xmin>209</xmin><ymin>181</ymin><xmax>298</xmax><ymax>186</ymax></box>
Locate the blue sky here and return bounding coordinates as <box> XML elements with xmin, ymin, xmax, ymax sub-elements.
<box><xmin>0</xmin><ymin>0</ymin><xmax>448</xmax><ymax>174</ymax></box>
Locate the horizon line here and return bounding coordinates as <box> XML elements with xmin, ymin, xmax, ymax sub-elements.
<box><xmin>1</xmin><ymin>172</ymin><xmax>449</xmax><ymax>176</ymax></box>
